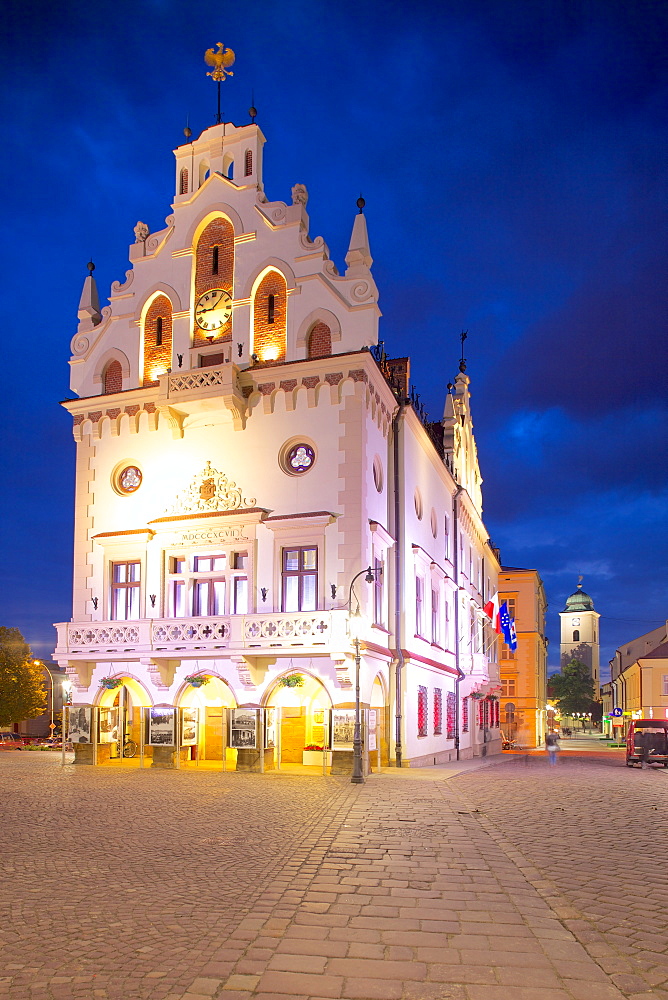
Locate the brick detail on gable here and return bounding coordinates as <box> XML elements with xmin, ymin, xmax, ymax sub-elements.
<box><xmin>253</xmin><ymin>271</ymin><xmax>287</xmax><ymax>364</ymax></box>
<box><xmin>125</xmin><ymin>405</ymin><xmax>140</xmax><ymax>416</ymax></box>
<box><xmin>325</xmin><ymin>372</ymin><xmax>343</xmax><ymax>385</ymax></box>
<box><xmin>103</xmin><ymin>360</ymin><xmax>123</xmax><ymax>394</ymax></box>
<box><xmin>302</xmin><ymin>376</ymin><xmax>320</xmax><ymax>389</ymax></box>
<box><xmin>307</xmin><ymin>321</ymin><xmax>332</xmax><ymax>358</ymax></box>
<box><xmin>280</xmin><ymin>379</ymin><xmax>297</xmax><ymax>392</ymax></box>
<box><xmin>348</xmin><ymin>369</ymin><xmax>368</xmax><ymax>383</ymax></box>
<box><xmin>142</xmin><ymin>294</ymin><xmax>173</xmax><ymax>387</ymax></box>
<box><xmin>258</xmin><ymin>382</ymin><xmax>275</xmax><ymax>395</ymax></box>
<box><xmin>194</xmin><ymin>217</ymin><xmax>234</xmax><ymax>347</ymax></box>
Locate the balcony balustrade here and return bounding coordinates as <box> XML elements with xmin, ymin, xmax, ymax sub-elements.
<box><xmin>55</xmin><ymin>610</ymin><xmax>350</xmax><ymax>661</ymax></box>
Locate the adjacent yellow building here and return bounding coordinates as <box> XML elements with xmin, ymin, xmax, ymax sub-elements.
<box><xmin>498</xmin><ymin>567</ymin><xmax>548</xmax><ymax>748</ymax></box>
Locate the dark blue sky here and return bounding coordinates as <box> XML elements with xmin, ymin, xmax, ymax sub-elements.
<box><xmin>1</xmin><ymin>0</ymin><xmax>666</xmax><ymax>676</ymax></box>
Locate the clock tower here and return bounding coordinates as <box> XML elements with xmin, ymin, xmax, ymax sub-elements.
<box><xmin>559</xmin><ymin>581</ymin><xmax>600</xmax><ymax>694</ymax></box>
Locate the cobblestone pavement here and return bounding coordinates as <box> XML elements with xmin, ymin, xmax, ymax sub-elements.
<box><xmin>1</xmin><ymin>749</ymin><xmax>666</xmax><ymax>1000</ymax></box>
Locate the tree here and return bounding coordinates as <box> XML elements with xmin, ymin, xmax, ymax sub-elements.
<box><xmin>0</xmin><ymin>627</ymin><xmax>46</xmax><ymax>727</ymax></box>
<box><xmin>548</xmin><ymin>658</ymin><xmax>596</xmax><ymax>717</ymax></box>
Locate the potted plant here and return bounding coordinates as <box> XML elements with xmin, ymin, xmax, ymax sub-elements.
<box><xmin>470</xmin><ymin>689</ymin><xmax>484</xmax><ymax>700</ymax></box>
<box><xmin>302</xmin><ymin>744</ymin><xmax>332</xmax><ymax>766</ymax></box>
<box><xmin>278</xmin><ymin>674</ymin><xmax>304</xmax><ymax>688</ymax></box>
<box><xmin>100</xmin><ymin>677</ymin><xmax>122</xmax><ymax>690</ymax></box>
<box><xmin>184</xmin><ymin>674</ymin><xmax>209</xmax><ymax>688</ymax></box>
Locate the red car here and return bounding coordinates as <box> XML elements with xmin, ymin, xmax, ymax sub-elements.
<box><xmin>0</xmin><ymin>733</ymin><xmax>25</xmax><ymax>750</ymax></box>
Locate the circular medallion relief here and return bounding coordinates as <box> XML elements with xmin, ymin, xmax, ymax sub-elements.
<box><xmin>113</xmin><ymin>464</ymin><xmax>143</xmax><ymax>495</ymax></box>
<box><xmin>288</xmin><ymin>444</ymin><xmax>315</xmax><ymax>474</ymax></box>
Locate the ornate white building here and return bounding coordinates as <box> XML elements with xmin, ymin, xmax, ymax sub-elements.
<box><xmin>54</xmin><ymin>112</ymin><xmax>501</xmax><ymax>770</ymax></box>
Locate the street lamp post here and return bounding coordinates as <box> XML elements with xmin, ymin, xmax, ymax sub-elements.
<box><xmin>35</xmin><ymin>660</ymin><xmax>55</xmax><ymax>736</ymax></box>
<box><xmin>347</xmin><ymin>565</ymin><xmax>382</xmax><ymax>785</ymax></box>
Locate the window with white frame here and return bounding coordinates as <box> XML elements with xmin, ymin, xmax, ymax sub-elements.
<box><xmin>110</xmin><ymin>561</ymin><xmax>140</xmax><ymax>620</ymax></box>
<box><xmin>501</xmin><ymin>677</ymin><xmax>516</xmax><ymax>697</ymax></box>
<box><xmin>415</xmin><ymin>575</ymin><xmax>424</xmax><ymax>636</ymax></box>
<box><xmin>431</xmin><ymin>587</ymin><xmax>439</xmax><ymax>645</ymax></box>
<box><xmin>663</xmin><ymin>674</ymin><xmax>668</xmax><ymax>697</ymax></box>
<box><xmin>166</xmin><ymin>550</ymin><xmax>249</xmax><ymax>617</ymax></box>
<box><xmin>373</xmin><ymin>555</ymin><xmax>384</xmax><ymax>627</ymax></box>
<box><xmin>282</xmin><ymin>546</ymin><xmax>317</xmax><ymax>612</ymax></box>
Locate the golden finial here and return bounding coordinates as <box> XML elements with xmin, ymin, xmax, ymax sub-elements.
<box><xmin>204</xmin><ymin>42</ymin><xmax>235</xmax><ymax>82</ymax></box>
<box><xmin>204</xmin><ymin>43</ymin><xmax>235</xmax><ymax>125</ymax></box>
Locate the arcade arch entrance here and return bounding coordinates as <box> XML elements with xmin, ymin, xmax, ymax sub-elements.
<box><xmin>265</xmin><ymin>671</ymin><xmax>333</xmax><ymax>766</ymax></box>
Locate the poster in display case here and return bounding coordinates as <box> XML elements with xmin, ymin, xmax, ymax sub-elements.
<box><xmin>265</xmin><ymin>707</ymin><xmax>277</xmax><ymax>749</ymax></box>
<box><xmin>181</xmin><ymin>707</ymin><xmax>199</xmax><ymax>746</ymax></box>
<box><xmin>148</xmin><ymin>708</ymin><xmax>176</xmax><ymax>746</ymax></box>
<box><xmin>68</xmin><ymin>706</ymin><xmax>92</xmax><ymax>744</ymax></box>
<box><xmin>368</xmin><ymin>709</ymin><xmax>377</xmax><ymax>751</ymax></box>
<box><xmin>230</xmin><ymin>709</ymin><xmax>257</xmax><ymax>748</ymax></box>
<box><xmin>332</xmin><ymin>709</ymin><xmax>355</xmax><ymax>748</ymax></box>
<box><xmin>98</xmin><ymin>706</ymin><xmax>118</xmax><ymax>743</ymax></box>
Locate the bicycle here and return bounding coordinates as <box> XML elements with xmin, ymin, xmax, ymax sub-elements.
<box><xmin>117</xmin><ymin>736</ymin><xmax>138</xmax><ymax>758</ymax></box>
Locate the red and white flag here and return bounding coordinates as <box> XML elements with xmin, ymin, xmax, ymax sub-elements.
<box><xmin>483</xmin><ymin>593</ymin><xmax>503</xmax><ymax>634</ymax></box>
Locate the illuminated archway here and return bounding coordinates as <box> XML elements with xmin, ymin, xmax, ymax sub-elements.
<box><xmin>176</xmin><ymin>674</ymin><xmax>237</xmax><ymax>763</ymax></box>
<box><xmin>265</xmin><ymin>668</ymin><xmax>333</xmax><ymax>764</ymax></box>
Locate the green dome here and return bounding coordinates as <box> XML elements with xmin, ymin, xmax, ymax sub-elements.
<box><xmin>563</xmin><ymin>585</ymin><xmax>595</xmax><ymax>612</ymax></box>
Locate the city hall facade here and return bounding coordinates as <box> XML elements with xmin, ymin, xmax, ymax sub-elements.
<box><xmin>54</xmin><ymin>111</ymin><xmax>502</xmax><ymax>770</ymax></box>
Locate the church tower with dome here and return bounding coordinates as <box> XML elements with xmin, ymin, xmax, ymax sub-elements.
<box><xmin>559</xmin><ymin>580</ymin><xmax>600</xmax><ymax>694</ymax></box>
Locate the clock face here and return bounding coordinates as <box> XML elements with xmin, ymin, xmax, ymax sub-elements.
<box><xmin>571</xmin><ymin>617</ymin><xmax>580</xmax><ymax>626</ymax></box>
<box><xmin>195</xmin><ymin>288</ymin><xmax>232</xmax><ymax>331</ymax></box>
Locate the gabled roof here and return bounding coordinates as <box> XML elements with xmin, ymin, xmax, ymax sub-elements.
<box><xmin>640</xmin><ymin>641</ymin><xmax>668</xmax><ymax>660</ymax></box>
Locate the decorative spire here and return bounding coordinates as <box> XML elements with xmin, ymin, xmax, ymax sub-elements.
<box><xmin>204</xmin><ymin>42</ymin><xmax>235</xmax><ymax>124</ymax></box>
<box><xmin>77</xmin><ymin>260</ymin><xmax>101</xmax><ymax>331</ymax></box>
<box><xmin>249</xmin><ymin>91</ymin><xmax>257</xmax><ymax>123</ymax></box>
<box><xmin>459</xmin><ymin>329</ymin><xmax>468</xmax><ymax>373</ymax></box>
<box><xmin>345</xmin><ymin>196</ymin><xmax>373</xmax><ymax>275</ymax></box>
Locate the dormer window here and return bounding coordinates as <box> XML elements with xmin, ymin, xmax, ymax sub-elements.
<box><xmin>244</xmin><ymin>149</ymin><xmax>253</xmax><ymax>176</ymax></box>
<box><xmin>155</xmin><ymin>317</ymin><xmax>163</xmax><ymax>346</ymax></box>
<box><xmin>212</xmin><ymin>246</ymin><xmax>219</xmax><ymax>275</ymax></box>
<box><xmin>267</xmin><ymin>294</ymin><xmax>275</xmax><ymax>324</ymax></box>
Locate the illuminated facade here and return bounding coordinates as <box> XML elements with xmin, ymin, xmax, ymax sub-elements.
<box><xmin>55</xmin><ymin>116</ymin><xmax>501</xmax><ymax>769</ymax></box>
<box><xmin>498</xmin><ymin>567</ymin><xmax>548</xmax><ymax>748</ymax></box>
<box><xmin>609</xmin><ymin>623</ymin><xmax>668</xmax><ymax>737</ymax></box>
<box><xmin>559</xmin><ymin>582</ymin><xmax>600</xmax><ymax>695</ymax></box>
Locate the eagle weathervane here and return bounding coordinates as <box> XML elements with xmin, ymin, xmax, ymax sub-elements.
<box><xmin>204</xmin><ymin>42</ymin><xmax>236</xmax><ymax>125</ymax></box>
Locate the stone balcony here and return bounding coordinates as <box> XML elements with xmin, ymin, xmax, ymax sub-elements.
<box><xmin>54</xmin><ymin>610</ymin><xmax>350</xmax><ymax>663</ymax></box>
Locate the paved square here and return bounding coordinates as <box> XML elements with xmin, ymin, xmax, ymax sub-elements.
<box><xmin>1</xmin><ymin>750</ymin><xmax>665</xmax><ymax>999</ymax></box>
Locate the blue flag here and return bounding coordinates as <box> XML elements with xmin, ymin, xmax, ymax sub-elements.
<box><xmin>509</xmin><ymin>617</ymin><xmax>518</xmax><ymax>652</ymax></box>
<box><xmin>499</xmin><ymin>602</ymin><xmax>516</xmax><ymax>650</ymax></box>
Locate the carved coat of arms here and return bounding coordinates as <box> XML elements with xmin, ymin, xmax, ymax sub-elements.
<box><xmin>166</xmin><ymin>461</ymin><xmax>256</xmax><ymax>514</ymax></box>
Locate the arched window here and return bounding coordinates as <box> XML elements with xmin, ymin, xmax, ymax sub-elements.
<box><xmin>573</xmin><ymin>629</ymin><xmax>580</xmax><ymax>642</ymax></box>
<box><xmin>198</xmin><ymin>161</ymin><xmax>210</xmax><ymax>187</ymax></box>
<box><xmin>307</xmin><ymin>321</ymin><xmax>332</xmax><ymax>358</ymax></box>
<box><xmin>179</xmin><ymin>168</ymin><xmax>189</xmax><ymax>195</ymax></box>
<box><xmin>244</xmin><ymin>149</ymin><xmax>253</xmax><ymax>176</ymax></box>
<box><xmin>142</xmin><ymin>294</ymin><xmax>173</xmax><ymax>386</ymax></box>
<box><xmin>103</xmin><ymin>360</ymin><xmax>122</xmax><ymax>395</ymax></box>
<box><xmin>212</xmin><ymin>246</ymin><xmax>219</xmax><ymax>275</ymax></box>
<box><xmin>253</xmin><ymin>271</ymin><xmax>287</xmax><ymax>363</ymax></box>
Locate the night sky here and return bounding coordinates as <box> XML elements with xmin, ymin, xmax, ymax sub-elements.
<box><xmin>2</xmin><ymin>0</ymin><xmax>666</xmax><ymax>676</ymax></box>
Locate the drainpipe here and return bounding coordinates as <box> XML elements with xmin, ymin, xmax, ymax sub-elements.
<box><xmin>452</xmin><ymin>486</ymin><xmax>465</xmax><ymax>759</ymax></box>
<box><xmin>391</xmin><ymin>400</ymin><xmax>407</xmax><ymax>767</ymax></box>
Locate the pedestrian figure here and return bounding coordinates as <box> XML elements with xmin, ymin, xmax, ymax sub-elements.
<box><xmin>545</xmin><ymin>730</ymin><xmax>560</xmax><ymax>766</ymax></box>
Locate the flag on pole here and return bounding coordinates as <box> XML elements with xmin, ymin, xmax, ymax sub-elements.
<box><xmin>508</xmin><ymin>617</ymin><xmax>518</xmax><ymax>652</ymax></box>
<box><xmin>499</xmin><ymin>601</ymin><xmax>516</xmax><ymax>648</ymax></box>
<box><xmin>483</xmin><ymin>593</ymin><xmax>502</xmax><ymax>634</ymax></box>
